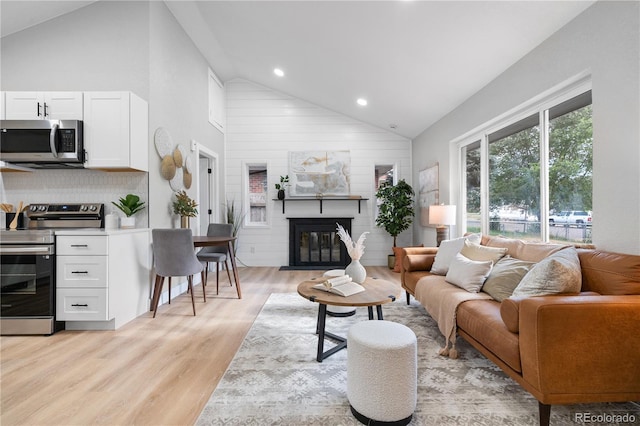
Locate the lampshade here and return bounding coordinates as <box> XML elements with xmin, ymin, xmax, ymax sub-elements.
<box><xmin>429</xmin><ymin>205</ymin><xmax>456</xmax><ymax>226</ymax></box>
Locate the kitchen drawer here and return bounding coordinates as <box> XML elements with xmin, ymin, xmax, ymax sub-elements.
<box><xmin>56</xmin><ymin>288</ymin><xmax>109</xmax><ymax>321</ymax></box>
<box><xmin>57</xmin><ymin>256</ymin><xmax>107</xmax><ymax>288</ymax></box>
<box><xmin>57</xmin><ymin>236</ymin><xmax>108</xmax><ymax>256</ymax></box>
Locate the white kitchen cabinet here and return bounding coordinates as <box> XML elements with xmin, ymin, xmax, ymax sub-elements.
<box><xmin>56</xmin><ymin>229</ymin><xmax>152</xmax><ymax>330</ymax></box>
<box><xmin>83</xmin><ymin>91</ymin><xmax>148</xmax><ymax>171</ymax></box>
<box><xmin>4</xmin><ymin>91</ymin><xmax>83</xmax><ymax>120</ymax></box>
<box><xmin>1</xmin><ymin>92</ymin><xmax>5</xmax><ymax>119</ymax></box>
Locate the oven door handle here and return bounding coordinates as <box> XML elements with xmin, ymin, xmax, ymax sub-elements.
<box><xmin>0</xmin><ymin>245</ymin><xmax>54</xmax><ymax>255</ymax></box>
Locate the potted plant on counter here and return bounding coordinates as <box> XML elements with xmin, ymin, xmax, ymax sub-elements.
<box><xmin>112</xmin><ymin>194</ymin><xmax>146</xmax><ymax>228</ymax></box>
<box><xmin>172</xmin><ymin>190</ymin><xmax>198</xmax><ymax>229</ymax></box>
<box><xmin>375</xmin><ymin>179</ymin><xmax>415</xmax><ymax>268</ymax></box>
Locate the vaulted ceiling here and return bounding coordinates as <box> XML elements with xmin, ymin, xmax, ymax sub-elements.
<box><xmin>2</xmin><ymin>1</ymin><xmax>595</xmax><ymax>138</ymax></box>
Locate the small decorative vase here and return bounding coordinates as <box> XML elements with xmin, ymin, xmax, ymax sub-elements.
<box><xmin>180</xmin><ymin>216</ymin><xmax>190</xmax><ymax>229</ymax></box>
<box><xmin>277</xmin><ymin>189</ymin><xmax>285</xmax><ymax>200</ymax></box>
<box><xmin>345</xmin><ymin>258</ymin><xmax>366</xmax><ymax>284</ymax></box>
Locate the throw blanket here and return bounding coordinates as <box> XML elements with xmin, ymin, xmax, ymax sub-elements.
<box><xmin>415</xmin><ymin>276</ymin><xmax>491</xmax><ymax>359</ymax></box>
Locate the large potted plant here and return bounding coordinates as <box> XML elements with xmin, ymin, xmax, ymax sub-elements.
<box><xmin>111</xmin><ymin>194</ymin><xmax>146</xmax><ymax>228</ymax></box>
<box><xmin>172</xmin><ymin>190</ymin><xmax>198</xmax><ymax>228</ymax></box>
<box><xmin>375</xmin><ymin>179</ymin><xmax>415</xmax><ymax>268</ymax></box>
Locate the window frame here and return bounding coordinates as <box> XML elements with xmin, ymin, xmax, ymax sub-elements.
<box><xmin>454</xmin><ymin>74</ymin><xmax>592</xmax><ymax>241</ymax></box>
<box><xmin>242</xmin><ymin>160</ymin><xmax>270</xmax><ymax>228</ymax></box>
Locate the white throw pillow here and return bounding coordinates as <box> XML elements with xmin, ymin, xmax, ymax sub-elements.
<box><xmin>445</xmin><ymin>252</ymin><xmax>493</xmax><ymax>293</ymax></box>
<box><xmin>511</xmin><ymin>246</ymin><xmax>582</xmax><ymax>297</ymax></box>
<box><xmin>460</xmin><ymin>239</ymin><xmax>507</xmax><ymax>263</ymax></box>
<box><xmin>430</xmin><ymin>234</ymin><xmax>481</xmax><ymax>275</ymax></box>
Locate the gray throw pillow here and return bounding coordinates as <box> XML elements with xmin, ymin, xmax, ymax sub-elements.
<box><xmin>511</xmin><ymin>246</ymin><xmax>582</xmax><ymax>297</ymax></box>
<box><xmin>482</xmin><ymin>256</ymin><xmax>536</xmax><ymax>302</ymax></box>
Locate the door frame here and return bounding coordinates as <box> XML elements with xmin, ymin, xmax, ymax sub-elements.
<box><xmin>192</xmin><ymin>140</ymin><xmax>219</xmax><ymax>236</ymax></box>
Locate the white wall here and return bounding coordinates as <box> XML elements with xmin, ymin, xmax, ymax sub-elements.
<box><xmin>0</xmin><ymin>1</ymin><xmax>150</xmax><ymax>95</ymax></box>
<box><xmin>148</xmin><ymin>2</ymin><xmax>225</xmax><ymax>229</ymax></box>
<box><xmin>411</xmin><ymin>1</ymin><xmax>640</xmax><ymax>254</ymax></box>
<box><xmin>225</xmin><ymin>80</ymin><xmax>412</xmax><ymax>266</ymax></box>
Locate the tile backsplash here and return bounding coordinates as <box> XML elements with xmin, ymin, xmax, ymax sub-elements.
<box><xmin>1</xmin><ymin>170</ymin><xmax>149</xmax><ymax>228</ymax></box>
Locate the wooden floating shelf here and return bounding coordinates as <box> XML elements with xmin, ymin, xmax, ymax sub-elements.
<box><xmin>273</xmin><ymin>197</ymin><xmax>369</xmax><ymax>214</ymax></box>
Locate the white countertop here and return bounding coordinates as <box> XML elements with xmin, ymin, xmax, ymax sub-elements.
<box><xmin>55</xmin><ymin>228</ymin><xmax>150</xmax><ymax>236</ymax></box>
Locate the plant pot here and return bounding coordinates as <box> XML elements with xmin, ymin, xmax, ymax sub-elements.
<box><xmin>120</xmin><ymin>216</ymin><xmax>135</xmax><ymax>229</ymax></box>
<box><xmin>277</xmin><ymin>189</ymin><xmax>285</xmax><ymax>200</ymax></box>
<box><xmin>180</xmin><ymin>216</ymin><xmax>190</xmax><ymax>229</ymax></box>
<box><xmin>388</xmin><ymin>254</ymin><xmax>396</xmax><ymax>270</ymax></box>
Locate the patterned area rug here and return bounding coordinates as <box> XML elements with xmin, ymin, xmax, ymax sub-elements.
<box><xmin>196</xmin><ymin>293</ymin><xmax>639</xmax><ymax>425</ymax></box>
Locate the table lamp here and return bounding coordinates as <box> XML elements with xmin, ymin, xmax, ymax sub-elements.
<box><xmin>429</xmin><ymin>204</ymin><xmax>456</xmax><ymax>246</ymax></box>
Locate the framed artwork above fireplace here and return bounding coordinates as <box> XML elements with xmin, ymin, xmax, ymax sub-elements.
<box><xmin>289</xmin><ymin>150</ymin><xmax>351</xmax><ymax>197</ymax></box>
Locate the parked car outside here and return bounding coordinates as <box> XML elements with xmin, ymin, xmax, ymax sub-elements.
<box><xmin>549</xmin><ymin>210</ymin><xmax>592</xmax><ymax>226</ymax></box>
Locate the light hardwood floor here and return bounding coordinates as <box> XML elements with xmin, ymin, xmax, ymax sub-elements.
<box><xmin>1</xmin><ymin>266</ymin><xmax>401</xmax><ymax>426</ymax></box>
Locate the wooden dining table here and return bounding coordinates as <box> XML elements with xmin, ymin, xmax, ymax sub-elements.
<box><xmin>192</xmin><ymin>235</ymin><xmax>241</xmax><ymax>299</ymax></box>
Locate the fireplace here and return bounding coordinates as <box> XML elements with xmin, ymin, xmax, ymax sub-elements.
<box><xmin>287</xmin><ymin>217</ymin><xmax>353</xmax><ymax>269</ymax></box>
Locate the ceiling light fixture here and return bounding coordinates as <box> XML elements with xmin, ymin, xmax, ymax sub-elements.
<box><xmin>274</xmin><ymin>68</ymin><xmax>285</xmax><ymax>77</ymax></box>
<box><xmin>357</xmin><ymin>98</ymin><xmax>368</xmax><ymax>106</ymax></box>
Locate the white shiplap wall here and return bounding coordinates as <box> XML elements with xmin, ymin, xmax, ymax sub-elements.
<box><xmin>225</xmin><ymin>80</ymin><xmax>412</xmax><ymax>266</ymax></box>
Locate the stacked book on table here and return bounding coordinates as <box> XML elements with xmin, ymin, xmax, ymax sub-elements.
<box><xmin>312</xmin><ymin>275</ymin><xmax>365</xmax><ymax>297</ymax></box>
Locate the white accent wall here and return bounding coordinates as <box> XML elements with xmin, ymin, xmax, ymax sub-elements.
<box><xmin>411</xmin><ymin>1</ymin><xmax>640</xmax><ymax>254</ymax></box>
<box><xmin>225</xmin><ymin>80</ymin><xmax>412</xmax><ymax>266</ymax></box>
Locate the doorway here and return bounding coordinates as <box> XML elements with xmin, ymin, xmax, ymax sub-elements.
<box><xmin>196</xmin><ymin>143</ymin><xmax>219</xmax><ymax>236</ymax></box>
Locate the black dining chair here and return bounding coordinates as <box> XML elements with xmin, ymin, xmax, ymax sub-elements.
<box><xmin>151</xmin><ymin>229</ymin><xmax>204</xmax><ymax>317</ymax></box>
<box><xmin>197</xmin><ymin>223</ymin><xmax>234</xmax><ymax>294</ymax></box>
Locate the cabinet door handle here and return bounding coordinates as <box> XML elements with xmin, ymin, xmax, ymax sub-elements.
<box><xmin>70</xmin><ymin>244</ymin><xmax>88</xmax><ymax>247</ymax></box>
<box><xmin>71</xmin><ymin>304</ymin><xmax>89</xmax><ymax>307</ymax></box>
<box><xmin>71</xmin><ymin>271</ymin><xmax>89</xmax><ymax>274</ymax></box>
<box><xmin>43</xmin><ymin>102</ymin><xmax>49</xmax><ymax>117</ymax></box>
<box><xmin>37</xmin><ymin>102</ymin><xmax>42</xmax><ymax>117</ymax></box>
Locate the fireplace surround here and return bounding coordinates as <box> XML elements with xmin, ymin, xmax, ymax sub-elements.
<box><xmin>287</xmin><ymin>217</ymin><xmax>353</xmax><ymax>269</ymax></box>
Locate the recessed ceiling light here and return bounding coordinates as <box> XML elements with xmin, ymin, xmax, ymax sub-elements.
<box><xmin>357</xmin><ymin>98</ymin><xmax>368</xmax><ymax>106</ymax></box>
<box><xmin>274</xmin><ymin>68</ymin><xmax>285</xmax><ymax>77</ymax></box>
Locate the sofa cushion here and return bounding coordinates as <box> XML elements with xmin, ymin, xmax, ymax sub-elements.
<box><xmin>456</xmin><ymin>299</ymin><xmax>521</xmax><ymax>373</ymax></box>
<box><xmin>445</xmin><ymin>253</ymin><xmax>493</xmax><ymax>293</ymax></box>
<box><xmin>482</xmin><ymin>235</ymin><xmax>568</xmax><ymax>262</ymax></box>
<box><xmin>578</xmin><ymin>249</ymin><xmax>640</xmax><ymax>295</ymax></box>
<box><xmin>460</xmin><ymin>239</ymin><xmax>507</xmax><ymax>263</ymax></box>
<box><xmin>512</xmin><ymin>246</ymin><xmax>582</xmax><ymax>297</ymax></box>
<box><xmin>482</xmin><ymin>256</ymin><xmax>536</xmax><ymax>302</ymax></box>
<box><xmin>500</xmin><ymin>291</ymin><xmax>601</xmax><ymax>333</ymax></box>
<box><xmin>431</xmin><ymin>234</ymin><xmax>481</xmax><ymax>275</ymax></box>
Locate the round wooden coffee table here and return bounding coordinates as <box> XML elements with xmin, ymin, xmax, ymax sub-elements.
<box><xmin>297</xmin><ymin>276</ymin><xmax>401</xmax><ymax>362</ymax></box>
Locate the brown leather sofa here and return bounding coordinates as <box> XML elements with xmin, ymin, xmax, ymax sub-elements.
<box><xmin>400</xmin><ymin>235</ymin><xmax>640</xmax><ymax>426</ymax></box>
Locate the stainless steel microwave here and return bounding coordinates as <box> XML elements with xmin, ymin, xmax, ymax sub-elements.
<box><xmin>0</xmin><ymin>120</ymin><xmax>85</xmax><ymax>168</ymax></box>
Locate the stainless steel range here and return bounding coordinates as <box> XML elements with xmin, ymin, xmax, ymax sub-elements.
<box><xmin>27</xmin><ymin>203</ymin><xmax>104</xmax><ymax>229</ymax></box>
<box><xmin>0</xmin><ymin>203</ymin><xmax>104</xmax><ymax>335</ymax></box>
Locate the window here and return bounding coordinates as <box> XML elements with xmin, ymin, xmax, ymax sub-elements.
<box><xmin>548</xmin><ymin>93</ymin><xmax>593</xmax><ymax>243</ymax></box>
<box><xmin>245</xmin><ymin>163</ymin><xmax>267</xmax><ymax>226</ymax></box>
<box><xmin>463</xmin><ymin>141</ymin><xmax>481</xmax><ymax>233</ymax></box>
<box><xmin>488</xmin><ymin>114</ymin><xmax>541</xmax><ymax>239</ymax></box>
<box><xmin>374</xmin><ymin>164</ymin><xmax>395</xmax><ymax>217</ymax></box>
<box><xmin>208</xmin><ymin>68</ymin><xmax>225</xmax><ymax>133</ymax></box>
<box><xmin>459</xmin><ymin>88</ymin><xmax>592</xmax><ymax>244</ymax></box>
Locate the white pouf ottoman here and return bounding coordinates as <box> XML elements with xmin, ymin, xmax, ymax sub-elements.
<box><xmin>323</xmin><ymin>269</ymin><xmax>356</xmax><ymax>316</ymax></box>
<box><xmin>347</xmin><ymin>320</ymin><xmax>417</xmax><ymax>425</ymax></box>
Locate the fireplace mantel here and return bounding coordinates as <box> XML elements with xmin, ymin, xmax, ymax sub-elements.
<box><xmin>275</xmin><ymin>197</ymin><xmax>368</xmax><ymax>214</ymax></box>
